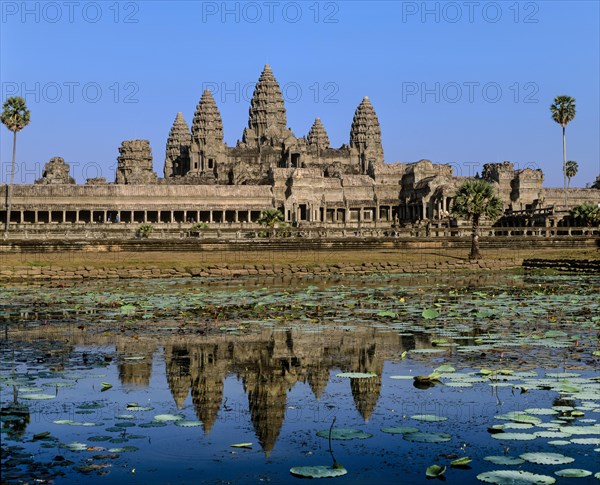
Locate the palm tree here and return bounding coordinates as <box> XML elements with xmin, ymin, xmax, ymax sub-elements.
<box><xmin>565</xmin><ymin>160</ymin><xmax>578</xmax><ymax>189</ymax></box>
<box><xmin>550</xmin><ymin>95</ymin><xmax>576</xmax><ymax>208</ymax></box>
<box><xmin>570</xmin><ymin>203</ymin><xmax>600</xmax><ymax>228</ymax></box>
<box><xmin>451</xmin><ymin>180</ymin><xmax>503</xmax><ymax>260</ymax></box>
<box><xmin>257</xmin><ymin>209</ymin><xmax>284</xmax><ymax>237</ymax></box>
<box><xmin>1</xmin><ymin>97</ymin><xmax>31</xmax><ymax>237</ymax></box>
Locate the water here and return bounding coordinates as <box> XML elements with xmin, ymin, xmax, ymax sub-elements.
<box><xmin>1</xmin><ymin>272</ymin><xmax>599</xmax><ymax>484</ymax></box>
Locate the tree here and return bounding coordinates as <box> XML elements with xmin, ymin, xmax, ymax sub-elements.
<box><xmin>257</xmin><ymin>209</ymin><xmax>284</xmax><ymax>237</ymax></box>
<box><xmin>550</xmin><ymin>95</ymin><xmax>576</xmax><ymax>208</ymax></box>
<box><xmin>565</xmin><ymin>160</ymin><xmax>578</xmax><ymax>189</ymax></box>
<box><xmin>1</xmin><ymin>97</ymin><xmax>31</xmax><ymax>237</ymax></box>
<box><xmin>570</xmin><ymin>203</ymin><xmax>600</xmax><ymax>228</ymax></box>
<box><xmin>451</xmin><ymin>180</ymin><xmax>503</xmax><ymax>260</ymax></box>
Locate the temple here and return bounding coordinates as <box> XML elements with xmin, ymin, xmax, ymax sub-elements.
<box><xmin>2</xmin><ymin>65</ymin><xmax>599</xmax><ymax>229</ymax></box>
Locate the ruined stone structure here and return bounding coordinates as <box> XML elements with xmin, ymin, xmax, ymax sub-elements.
<box><xmin>35</xmin><ymin>157</ymin><xmax>75</xmax><ymax>185</ymax></box>
<box><xmin>2</xmin><ymin>65</ymin><xmax>599</xmax><ymax>228</ymax></box>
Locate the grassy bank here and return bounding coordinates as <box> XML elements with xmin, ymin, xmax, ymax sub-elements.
<box><xmin>1</xmin><ymin>246</ymin><xmax>597</xmax><ymax>270</ymax></box>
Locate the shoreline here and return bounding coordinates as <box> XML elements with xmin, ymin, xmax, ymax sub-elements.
<box><xmin>1</xmin><ymin>257</ymin><xmax>598</xmax><ymax>282</ymax></box>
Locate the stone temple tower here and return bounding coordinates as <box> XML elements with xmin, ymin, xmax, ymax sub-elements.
<box><xmin>350</xmin><ymin>96</ymin><xmax>384</xmax><ymax>175</ymax></box>
<box><xmin>189</xmin><ymin>89</ymin><xmax>226</xmax><ymax>181</ymax></box>
<box><xmin>307</xmin><ymin>117</ymin><xmax>330</xmax><ymax>154</ymax></box>
<box><xmin>242</xmin><ymin>64</ymin><xmax>288</xmax><ymax>147</ymax></box>
<box><xmin>164</xmin><ymin>112</ymin><xmax>191</xmax><ymax>178</ymax></box>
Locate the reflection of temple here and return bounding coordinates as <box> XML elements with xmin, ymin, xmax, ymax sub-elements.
<box><xmin>116</xmin><ymin>339</ymin><xmax>156</xmax><ymax>387</ymax></box>
<box><xmin>161</xmin><ymin>327</ymin><xmax>416</xmax><ymax>453</ymax></box>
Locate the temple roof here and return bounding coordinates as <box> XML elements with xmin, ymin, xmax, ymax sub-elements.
<box><xmin>307</xmin><ymin>117</ymin><xmax>330</xmax><ymax>149</ymax></box>
<box><xmin>244</xmin><ymin>65</ymin><xmax>287</xmax><ymax>144</ymax></box>
<box><xmin>192</xmin><ymin>89</ymin><xmax>224</xmax><ymax>145</ymax></box>
<box><xmin>350</xmin><ymin>96</ymin><xmax>382</xmax><ymax>151</ymax></box>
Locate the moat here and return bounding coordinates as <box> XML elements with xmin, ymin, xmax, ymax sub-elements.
<box><xmin>1</xmin><ymin>273</ymin><xmax>599</xmax><ymax>484</ymax></box>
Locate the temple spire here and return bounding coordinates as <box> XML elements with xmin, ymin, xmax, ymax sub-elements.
<box><xmin>350</xmin><ymin>96</ymin><xmax>382</xmax><ymax>152</ymax></box>
<box><xmin>164</xmin><ymin>112</ymin><xmax>191</xmax><ymax>177</ymax></box>
<box><xmin>192</xmin><ymin>89</ymin><xmax>224</xmax><ymax>147</ymax></box>
<box><xmin>242</xmin><ymin>64</ymin><xmax>287</xmax><ymax>146</ymax></box>
<box><xmin>307</xmin><ymin>117</ymin><xmax>330</xmax><ymax>150</ymax></box>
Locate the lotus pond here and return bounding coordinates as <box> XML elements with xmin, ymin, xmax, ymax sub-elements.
<box><xmin>1</xmin><ymin>271</ymin><xmax>599</xmax><ymax>484</ymax></box>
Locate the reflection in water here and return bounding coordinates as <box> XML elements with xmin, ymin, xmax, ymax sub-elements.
<box><xmin>158</xmin><ymin>328</ymin><xmax>403</xmax><ymax>452</ymax></box>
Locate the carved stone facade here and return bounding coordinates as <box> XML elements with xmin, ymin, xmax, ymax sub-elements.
<box><xmin>2</xmin><ymin>65</ymin><xmax>599</xmax><ymax>227</ymax></box>
<box><xmin>35</xmin><ymin>157</ymin><xmax>75</xmax><ymax>185</ymax></box>
<box><xmin>115</xmin><ymin>140</ymin><xmax>157</xmax><ymax>185</ymax></box>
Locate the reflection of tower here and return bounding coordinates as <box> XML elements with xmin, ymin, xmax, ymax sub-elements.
<box><xmin>348</xmin><ymin>342</ymin><xmax>383</xmax><ymax>422</ymax></box>
<box><xmin>165</xmin><ymin>343</ymin><xmax>191</xmax><ymax>409</ymax></box>
<box><xmin>190</xmin><ymin>344</ymin><xmax>227</xmax><ymax>433</ymax></box>
<box><xmin>307</xmin><ymin>365</ymin><xmax>330</xmax><ymax>400</ymax></box>
<box><xmin>236</xmin><ymin>332</ymin><xmax>300</xmax><ymax>455</ymax></box>
<box><xmin>244</xmin><ymin>372</ymin><xmax>288</xmax><ymax>456</ymax></box>
<box><xmin>116</xmin><ymin>339</ymin><xmax>155</xmax><ymax>387</ymax></box>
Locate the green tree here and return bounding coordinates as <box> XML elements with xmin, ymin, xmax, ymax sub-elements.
<box><xmin>570</xmin><ymin>203</ymin><xmax>600</xmax><ymax>228</ymax></box>
<box><xmin>1</xmin><ymin>97</ymin><xmax>31</xmax><ymax>237</ymax></box>
<box><xmin>565</xmin><ymin>160</ymin><xmax>578</xmax><ymax>189</ymax></box>
<box><xmin>550</xmin><ymin>95</ymin><xmax>576</xmax><ymax>208</ymax></box>
<box><xmin>451</xmin><ymin>180</ymin><xmax>503</xmax><ymax>260</ymax></box>
<box><xmin>257</xmin><ymin>209</ymin><xmax>284</xmax><ymax>237</ymax></box>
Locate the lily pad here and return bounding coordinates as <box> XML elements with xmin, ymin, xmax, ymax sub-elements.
<box><xmin>426</xmin><ymin>464</ymin><xmax>446</xmax><ymax>477</ymax></box>
<box><xmin>335</xmin><ymin>372</ymin><xmax>376</xmax><ymax>379</ymax></box>
<box><xmin>519</xmin><ymin>452</ymin><xmax>574</xmax><ymax>465</ymax></box>
<box><xmin>554</xmin><ymin>469</ymin><xmax>592</xmax><ymax>478</ymax></box>
<box><xmin>404</xmin><ymin>432</ymin><xmax>451</xmax><ymax>443</ymax></box>
<box><xmin>20</xmin><ymin>393</ymin><xmax>56</xmax><ymax>400</ymax></box>
<box><xmin>316</xmin><ymin>428</ymin><xmax>373</xmax><ymax>440</ymax></box>
<box><xmin>380</xmin><ymin>426</ymin><xmax>419</xmax><ymax>435</ymax></box>
<box><xmin>153</xmin><ymin>414</ymin><xmax>184</xmax><ymax>422</ymax></box>
<box><xmin>290</xmin><ymin>465</ymin><xmax>347</xmax><ymax>478</ymax></box>
<box><xmin>483</xmin><ymin>456</ymin><xmax>525</xmax><ymax>465</ymax></box>
<box><xmin>477</xmin><ymin>470</ymin><xmax>556</xmax><ymax>484</ymax></box>
<box><xmin>411</xmin><ymin>414</ymin><xmax>447</xmax><ymax>422</ymax></box>
<box><xmin>175</xmin><ymin>420</ymin><xmax>203</xmax><ymax>427</ymax></box>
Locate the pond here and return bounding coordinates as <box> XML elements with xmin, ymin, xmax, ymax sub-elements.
<box><xmin>1</xmin><ymin>272</ymin><xmax>599</xmax><ymax>484</ymax></box>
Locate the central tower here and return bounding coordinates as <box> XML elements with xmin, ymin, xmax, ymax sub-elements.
<box><xmin>242</xmin><ymin>64</ymin><xmax>288</xmax><ymax>147</ymax></box>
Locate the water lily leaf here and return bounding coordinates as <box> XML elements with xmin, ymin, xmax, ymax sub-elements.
<box><xmin>433</xmin><ymin>364</ymin><xmax>455</xmax><ymax>373</ymax></box>
<box><xmin>316</xmin><ymin>428</ymin><xmax>373</xmax><ymax>440</ymax></box>
<box><xmin>491</xmin><ymin>432</ymin><xmax>537</xmax><ymax>441</ymax></box>
<box><xmin>175</xmin><ymin>420</ymin><xmax>203</xmax><ymax>427</ymax></box>
<box><xmin>230</xmin><ymin>443</ymin><xmax>252</xmax><ymax>448</ymax></box>
<box><xmin>153</xmin><ymin>414</ymin><xmax>184</xmax><ymax>422</ymax></box>
<box><xmin>33</xmin><ymin>431</ymin><xmax>51</xmax><ymax>440</ymax></box>
<box><xmin>20</xmin><ymin>393</ymin><xmax>56</xmax><ymax>400</ymax></box>
<box><xmin>290</xmin><ymin>465</ymin><xmax>347</xmax><ymax>478</ymax></box>
<box><xmin>519</xmin><ymin>452</ymin><xmax>574</xmax><ymax>465</ymax></box>
<box><xmin>426</xmin><ymin>465</ymin><xmax>446</xmax><ymax>477</ymax></box>
<box><xmin>120</xmin><ymin>304</ymin><xmax>136</xmax><ymax>315</ymax></box>
<box><xmin>381</xmin><ymin>426</ymin><xmax>419</xmax><ymax>435</ymax></box>
<box><xmin>404</xmin><ymin>432</ymin><xmax>451</xmax><ymax>443</ymax></box>
<box><xmin>483</xmin><ymin>455</ymin><xmax>525</xmax><ymax>465</ymax></box>
<box><xmin>570</xmin><ymin>437</ymin><xmax>600</xmax><ymax>445</ymax></box>
<box><xmin>477</xmin><ymin>470</ymin><xmax>556</xmax><ymax>484</ymax></box>
<box><xmin>411</xmin><ymin>414</ymin><xmax>447</xmax><ymax>422</ymax></box>
<box><xmin>422</xmin><ymin>308</ymin><xmax>439</xmax><ymax>319</ymax></box>
<box><xmin>555</xmin><ymin>469</ymin><xmax>592</xmax><ymax>478</ymax></box>
<box><xmin>450</xmin><ymin>456</ymin><xmax>472</xmax><ymax>466</ymax></box>
<box><xmin>336</xmin><ymin>372</ymin><xmax>376</xmax><ymax>379</ymax></box>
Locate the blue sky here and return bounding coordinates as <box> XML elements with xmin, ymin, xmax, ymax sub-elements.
<box><xmin>1</xmin><ymin>0</ymin><xmax>599</xmax><ymax>187</ymax></box>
